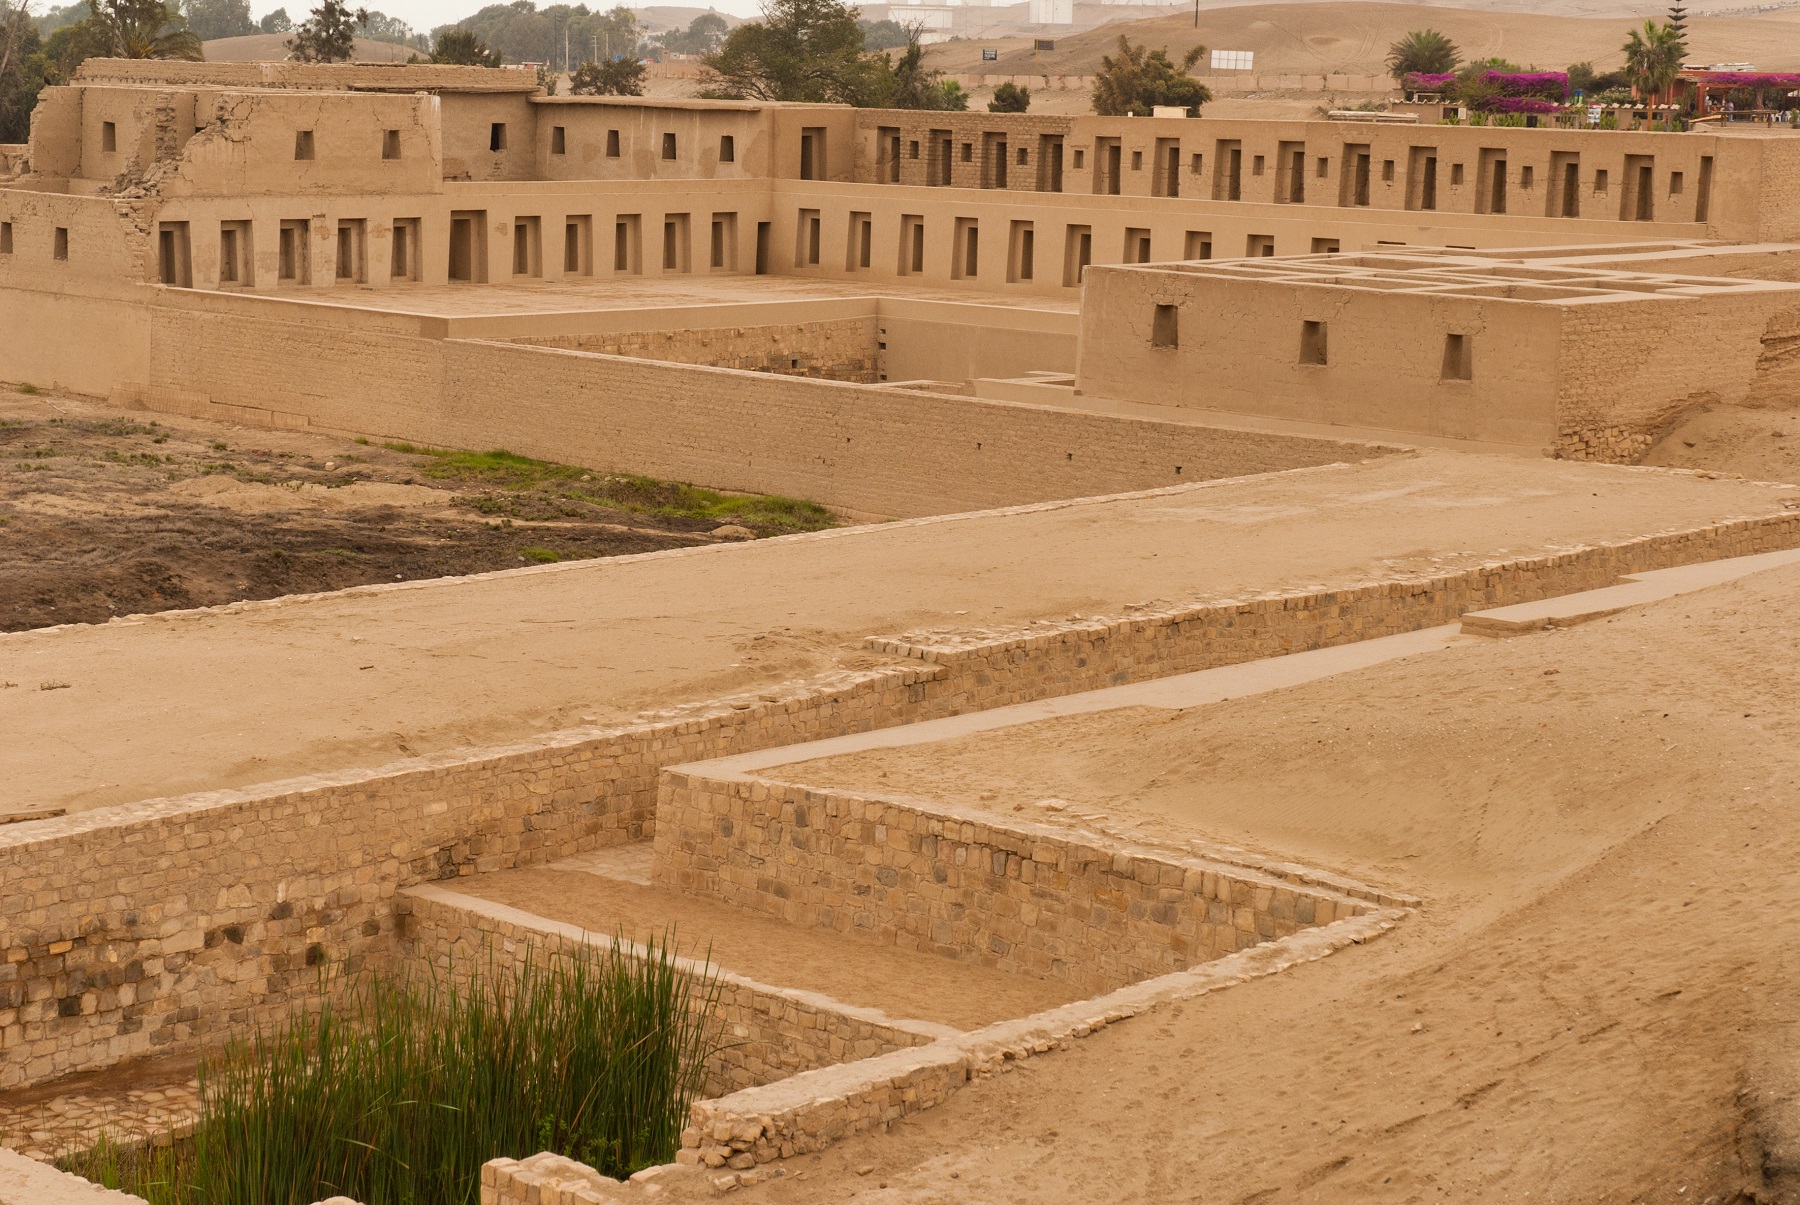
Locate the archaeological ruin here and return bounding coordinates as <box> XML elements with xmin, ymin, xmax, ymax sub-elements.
<box><xmin>7</xmin><ymin>53</ymin><xmax>1800</xmax><ymax>1205</ymax></box>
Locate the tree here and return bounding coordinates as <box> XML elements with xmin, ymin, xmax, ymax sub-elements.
<box><xmin>654</xmin><ymin>10</ymin><xmax>726</xmax><ymax>56</ymax></box>
<box><xmin>287</xmin><ymin>0</ymin><xmax>363</xmax><ymax>61</ymax></box>
<box><xmin>855</xmin><ymin>16</ymin><xmax>904</xmax><ymax>49</ymax></box>
<box><xmin>179</xmin><ymin>0</ymin><xmax>249</xmax><ymax>39</ymax></box>
<box><xmin>988</xmin><ymin>79</ymin><xmax>1028</xmax><ymax>111</ymax></box>
<box><xmin>700</xmin><ymin>0</ymin><xmax>873</xmax><ymax>103</ymax></box>
<box><xmin>434</xmin><ymin>3</ymin><xmax>639</xmax><ymax>73</ymax></box>
<box><xmin>1385</xmin><ymin>28</ymin><xmax>1458</xmax><ymax>81</ymax></box>
<box><xmin>1567</xmin><ymin>60</ymin><xmax>1628</xmax><ymax>95</ymax></box>
<box><xmin>83</xmin><ymin>0</ymin><xmax>203</xmax><ymax>58</ymax></box>
<box><xmin>258</xmin><ymin>6</ymin><xmax>289</xmax><ymax>31</ymax></box>
<box><xmin>1667</xmin><ymin>1</ymin><xmax>1688</xmax><ymax>52</ymax></box>
<box><xmin>569</xmin><ymin>53</ymin><xmax>641</xmax><ymax>92</ymax></box>
<box><xmin>430</xmin><ymin>26</ymin><xmax>498</xmax><ymax>63</ymax></box>
<box><xmin>875</xmin><ymin>33</ymin><xmax>962</xmax><ymax>109</ymax></box>
<box><xmin>1091</xmin><ymin>36</ymin><xmax>1210</xmax><ymax>117</ymax></box>
<box><xmin>1623</xmin><ymin>18</ymin><xmax>1683</xmax><ymax>104</ymax></box>
<box><xmin>1</xmin><ymin>0</ymin><xmax>48</xmax><ymax>141</ymax></box>
<box><xmin>357</xmin><ymin>7</ymin><xmax>415</xmax><ymax>45</ymax></box>
<box><xmin>33</xmin><ymin>2</ymin><xmax>87</xmax><ymax>33</ymax></box>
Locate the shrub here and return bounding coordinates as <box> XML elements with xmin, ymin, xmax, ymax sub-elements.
<box><xmin>68</xmin><ymin>936</ymin><xmax>722</xmax><ymax>1205</ymax></box>
<box><xmin>988</xmin><ymin>80</ymin><xmax>1029</xmax><ymax>112</ymax></box>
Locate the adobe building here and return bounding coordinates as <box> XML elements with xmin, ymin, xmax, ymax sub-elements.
<box><xmin>4</xmin><ymin>59</ymin><xmax>1800</xmax><ymax>466</ymax></box>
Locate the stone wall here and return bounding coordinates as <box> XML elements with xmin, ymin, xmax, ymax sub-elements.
<box><xmin>6</xmin><ymin>503</ymin><xmax>1800</xmax><ymax>1091</ymax></box>
<box><xmin>1555</xmin><ymin>291</ymin><xmax>1800</xmax><ymax>461</ymax></box>
<box><xmin>0</xmin><ymin>663</ymin><xmax>939</xmax><ymax>1091</ymax></box>
<box><xmin>480</xmin><ymin>1153</ymin><xmax>657</xmax><ymax>1203</ymax></box>
<box><xmin>654</xmin><ymin>774</ymin><xmax>1372</xmax><ymax>995</ymax></box>
<box><xmin>400</xmin><ymin>886</ymin><xmax>948</xmax><ymax>1097</ymax></box>
<box><xmin>510</xmin><ymin>318</ymin><xmax>878</xmax><ymax>382</ymax></box>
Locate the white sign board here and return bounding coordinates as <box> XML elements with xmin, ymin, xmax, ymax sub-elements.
<box><xmin>1210</xmin><ymin>49</ymin><xmax>1254</xmax><ymax>71</ymax></box>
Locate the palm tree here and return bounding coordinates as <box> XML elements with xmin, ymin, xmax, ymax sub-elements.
<box><xmin>1385</xmin><ymin>29</ymin><xmax>1459</xmax><ymax>82</ymax></box>
<box><xmin>82</xmin><ymin>0</ymin><xmax>204</xmax><ymax>60</ymax></box>
<box><xmin>1622</xmin><ymin>19</ymin><xmax>1682</xmax><ymax>106</ymax></box>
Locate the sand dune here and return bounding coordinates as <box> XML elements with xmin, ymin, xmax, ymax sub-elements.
<box><xmin>928</xmin><ymin>0</ymin><xmax>1800</xmax><ymax>77</ymax></box>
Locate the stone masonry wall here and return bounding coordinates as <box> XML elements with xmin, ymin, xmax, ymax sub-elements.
<box><xmin>0</xmin><ymin>663</ymin><xmax>940</xmax><ymax>1091</ymax></box>
<box><xmin>1554</xmin><ymin>292</ymin><xmax>1800</xmax><ymax>462</ymax></box>
<box><xmin>510</xmin><ymin>319</ymin><xmax>878</xmax><ymax>382</ymax></box>
<box><xmin>653</xmin><ymin>776</ymin><xmax>1370</xmax><ymax>996</ymax></box>
<box><xmin>399</xmin><ymin>887</ymin><xmax>944</xmax><ymax>1098</ymax></box>
<box><xmin>5</xmin><ymin>504</ymin><xmax>1800</xmax><ymax>1091</ymax></box>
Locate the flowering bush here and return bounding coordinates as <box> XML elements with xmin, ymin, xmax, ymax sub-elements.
<box><xmin>1693</xmin><ymin>71</ymin><xmax>1800</xmax><ymax>89</ymax></box>
<box><xmin>1477</xmin><ymin>95</ymin><xmax>1564</xmax><ymax>114</ymax></box>
<box><xmin>1401</xmin><ymin>71</ymin><xmax>1456</xmax><ymax>92</ymax></box>
<box><xmin>1479</xmin><ymin>70</ymin><xmax>1568</xmax><ymax>99</ymax></box>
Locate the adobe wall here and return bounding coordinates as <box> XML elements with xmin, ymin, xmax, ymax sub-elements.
<box><xmin>1074</xmin><ymin>263</ymin><xmax>1563</xmax><ymax>447</ymax></box>
<box><xmin>651</xmin><ymin>774</ymin><xmax>1369</xmax><ymax>997</ymax></box>
<box><xmin>528</xmin><ymin>97</ymin><xmax>775</xmax><ymax>185</ymax></box>
<box><xmin>511</xmin><ymin>317</ymin><xmax>879</xmax><ymax>381</ymax></box>
<box><xmin>121</xmin><ymin>288</ymin><xmax>1375</xmax><ymax>518</ymax></box>
<box><xmin>7</xmin><ymin>503</ymin><xmax>1800</xmax><ymax>1093</ymax></box>
<box><xmin>399</xmin><ymin>887</ymin><xmax>945</xmax><ymax>1097</ymax></box>
<box><xmin>846</xmin><ymin>113</ymin><xmax>1794</xmax><ymax>241</ymax></box>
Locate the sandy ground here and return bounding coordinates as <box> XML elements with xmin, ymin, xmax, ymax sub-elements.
<box><xmin>4</xmin><ymin>450</ymin><xmax>1795</xmax><ymax>819</ymax></box>
<box><xmin>1644</xmin><ymin>401</ymin><xmax>1800</xmax><ymax>485</ymax></box>
<box><xmin>641</xmin><ymin>558</ymin><xmax>1800</xmax><ymax>1204</ymax></box>
<box><xmin>0</xmin><ymin>390</ymin><xmax>825</xmax><ymax>633</ymax></box>
<box><xmin>449</xmin><ymin>867</ymin><xmax>1083</xmax><ymax>1029</ymax></box>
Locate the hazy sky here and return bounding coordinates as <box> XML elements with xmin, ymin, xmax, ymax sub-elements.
<box><xmin>251</xmin><ymin>0</ymin><xmax>762</xmax><ymax>32</ymax></box>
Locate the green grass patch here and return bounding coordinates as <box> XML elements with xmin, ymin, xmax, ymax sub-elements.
<box><xmin>16</xmin><ymin>382</ymin><xmax>39</xmax><ymax>396</ymax></box>
<box><xmin>64</xmin><ymin>935</ymin><xmax>722</xmax><ymax>1205</ymax></box>
<box><xmin>592</xmin><ymin>474</ymin><xmax>834</xmax><ymax>531</ymax></box>
<box><xmin>520</xmin><ymin>545</ymin><xmax>562</xmax><ymax>563</ymax></box>
<box><xmin>381</xmin><ymin>445</ymin><xmax>833</xmax><ymax>533</ymax></box>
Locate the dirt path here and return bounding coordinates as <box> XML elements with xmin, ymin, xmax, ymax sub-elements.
<box><xmin>0</xmin><ymin>390</ymin><xmax>832</xmax><ymax>633</ymax></box>
<box><xmin>5</xmin><ymin>446</ymin><xmax>1797</xmax><ymax>818</ymax></box>
<box><xmin>657</xmin><ymin>562</ymin><xmax>1800</xmax><ymax>1203</ymax></box>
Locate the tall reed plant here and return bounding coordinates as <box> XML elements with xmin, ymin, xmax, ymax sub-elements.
<box><xmin>67</xmin><ymin>932</ymin><xmax>722</xmax><ymax>1205</ymax></box>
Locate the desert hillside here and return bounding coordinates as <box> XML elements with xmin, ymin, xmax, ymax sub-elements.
<box><xmin>925</xmin><ymin>0</ymin><xmax>1800</xmax><ymax>76</ymax></box>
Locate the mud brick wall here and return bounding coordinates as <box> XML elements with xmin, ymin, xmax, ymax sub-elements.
<box><xmin>400</xmin><ymin>887</ymin><xmax>943</xmax><ymax>1097</ymax></box>
<box><xmin>653</xmin><ymin>775</ymin><xmax>1366</xmax><ymax>996</ymax></box>
<box><xmin>132</xmin><ymin>292</ymin><xmax>1390</xmax><ymax>521</ymax></box>
<box><xmin>510</xmin><ymin>318</ymin><xmax>878</xmax><ymax>382</ymax></box>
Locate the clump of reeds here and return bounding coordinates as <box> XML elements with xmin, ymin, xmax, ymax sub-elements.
<box><xmin>66</xmin><ymin>933</ymin><xmax>721</xmax><ymax>1205</ymax></box>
